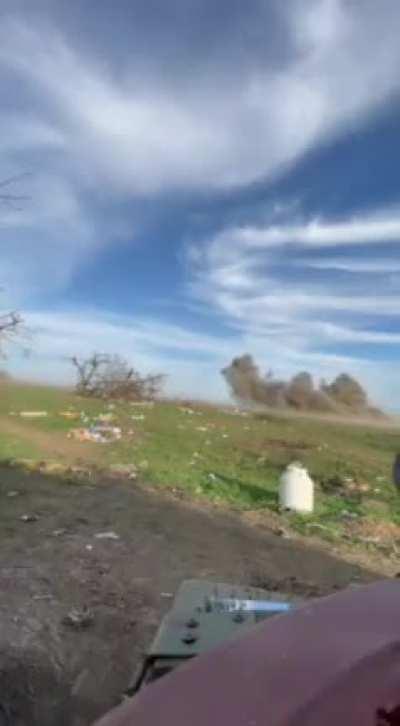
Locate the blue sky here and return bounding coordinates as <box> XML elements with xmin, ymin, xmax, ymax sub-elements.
<box><xmin>2</xmin><ymin>0</ymin><xmax>400</xmax><ymax>406</ymax></box>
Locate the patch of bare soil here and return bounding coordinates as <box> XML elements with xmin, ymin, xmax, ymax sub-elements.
<box><xmin>0</xmin><ymin>416</ymin><xmax>99</xmax><ymax>463</ymax></box>
<box><xmin>0</xmin><ymin>466</ymin><xmax>376</xmax><ymax>725</ymax></box>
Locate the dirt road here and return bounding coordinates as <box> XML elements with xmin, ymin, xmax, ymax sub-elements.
<box><xmin>0</xmin><ymin>465</ymin><xmax>376</xmax><ymax>725</ymax></box>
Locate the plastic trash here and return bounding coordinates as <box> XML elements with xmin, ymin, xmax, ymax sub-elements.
<box><xmin>20</xmin><ymin>411</ymin><xmax>48</xmax><ymax>418</ymax></box>
<box><xmin>279</xmin><ymin>462</ymin><xmax>314</xmax><ymax>513</ymax></box>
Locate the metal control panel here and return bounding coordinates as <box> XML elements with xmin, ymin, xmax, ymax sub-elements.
<box><xmin>128</xmin><ymin>579</ymin><xmax>294</xmax><ymax>694</ymax></box>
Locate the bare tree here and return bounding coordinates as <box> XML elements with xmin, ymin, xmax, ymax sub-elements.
<box><xmin>71</xmin><ymin>353</ymin><xmax>165</xmax><ymax>401</ymax></box>
<box><xmin>0</xmin><ymin>175</ymin><xmax>28</xmax><ymax>356</ymax></box>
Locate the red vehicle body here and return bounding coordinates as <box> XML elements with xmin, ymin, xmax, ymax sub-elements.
<box><xmin>93</xmin><ymin>580</ymin><xmax>400</xmax><ymax>726</ymax></box>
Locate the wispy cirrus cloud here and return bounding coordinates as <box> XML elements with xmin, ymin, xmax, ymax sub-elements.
<box><xmin>2</xmin><ymin>1</ymin><xmax>400</xmax><ymax>196</ymax></box>
<box><xmin>189</xmin><ymin>204</ymin><xmax>400</xmax><ymax>355</ymax></box>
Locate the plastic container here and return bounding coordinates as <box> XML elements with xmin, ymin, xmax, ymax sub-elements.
<box><xmin>279</xmin><ymin>462</ymin><xmax>314</xmax><ymax>513</ymax></box>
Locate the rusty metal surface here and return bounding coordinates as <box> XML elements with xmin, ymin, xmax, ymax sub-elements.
<box><xmin>93</xmin><ymin>580</ymin><xmax>400</xmax><ymax>726</ymax></box>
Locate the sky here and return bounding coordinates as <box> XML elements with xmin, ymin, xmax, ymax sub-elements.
<box><xmin>1</xmin><ymin>0</ymin><xmax>400</xmax><ymax>407</ymax></box>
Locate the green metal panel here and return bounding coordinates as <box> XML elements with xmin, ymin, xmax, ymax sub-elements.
<box><xmin>149</xmin><ymin>579</ymin><xmax>293</xmax><ymax>658</ymax></box>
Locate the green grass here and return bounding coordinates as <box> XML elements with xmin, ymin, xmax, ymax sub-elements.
<box><xmin>1</xmin><ymin>381</ymin><xmax>400</xmax><ymax>544</ymax></box>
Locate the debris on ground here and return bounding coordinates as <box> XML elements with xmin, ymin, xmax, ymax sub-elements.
<box><xmin>196</xmin><ymin>426</ymin><xmax>208</xmax><ymax>432</ymax></box>
<box><xmin>39</xmin><ymin>460</ymin><xmax>69</xmax><ymax>476</ymax></box>
<box><xmin>138</xmin><ymin>460</ymin><xmax>149</xmax><ymax>470</ymax></box>
<box><xmin>179</xmin><ymin>407</ymin><xmax>195</xmax><ymax>415</ymax></box>
<box><xmin>67</xmin><ymin>465</ymin><xmax>91</xmax><ymax>478</ymax></box>
<box><xmin>97</xmin><ymin>413</ymin><xmax>117</xmax><ymax>423</ymax></box>
<box><xmin>59</xmin><ymin>410</ymin><xmax>80</xmax><ymax>419</ymax></box>
<box><xmin>130</xmin><ymin>401</ymin><xmax>154</xmax><ymax>407</ymax></box>
<box><xmin>208</xmin><ymin>473</ymin><xmax>217</xmax><ymax>482</ymax></box>
<box><xmin>32</xmin><ymin>594</ymin><xmax>52</xmax><ymax>601</ymax></box>
<box><xmin>131</xmin><ymin>414</ymin><xmax>145</xmax><ymax>421</ymax></box>
<box><xmin>108</xmin><ymin>464</ymin><xmax>137</xmax><ymax>479</ymax></box>
<box><xmin>62</xmin><ymin>606</ymin><xmax>94</xmax><ymax>629</ymax></box>
<box><xmin>52</xmin><ymin>528</ymin><xmax>67</xmax><ymax>537</ymax></box>
<box><xmin>7</xmin><ymin>490</ymin><xmax>19</xmax><ymax>497</ymax></box>
<box><xmin>19</xmin><ymin>411</ymin><xmax>48</xmax><ymax>418</ymax></box>
<box><xmin>20</xmin><ymin>514</ymin><xmax>38</xmax><ymax>523</ymax></box>
<box><xmin>94</xmin><ymin>531</ymin><xmax>120</xmax><ymax>540</ymax></box>
<box><xmin>341</xmin><ymin>510</ymin><xmax>359</xmax><ymax>520</ymax></box>
<box><xmin>68</xmin><ymin>425</ymin><xmax>122</xmax><ymax>443</ymax></box>
<box><xmin>275</xmin><ymin>527</ymin><xmax>291</xmax><ymax>539</ymax></box>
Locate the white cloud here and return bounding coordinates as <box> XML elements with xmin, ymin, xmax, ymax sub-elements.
<box><xmin>0</xmin><ymin>174</ymin><xmax>97</xmax><ymax>306</ymax></box>
<box><xmin>1</xmin><ymin>3</ymin><xmax>400</xmax><ymax>194</ymax></box>
<box><xmin>301</xmin><ymin>258</ymin><xmax>400</xmax><ymax>273</ymax></box>
<box><xmin>189</xmin><ymin>204</ymin><xmax>400</xmax><ymax>361</ymax></box>
<box><xmin>213</xmin><ymin>212</ymin><xmax>400</xmax><ymax>252</ymax></box>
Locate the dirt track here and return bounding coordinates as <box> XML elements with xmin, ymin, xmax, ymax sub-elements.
<box><xmin>0</xmin><ymin>466</ymin><xmax>376</xmax><ymax>725</ymax></box>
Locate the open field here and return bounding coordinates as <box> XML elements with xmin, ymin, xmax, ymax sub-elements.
<box><xmin>2</xmin><ymin>381</ymin><xmax>400</xmax><ymax>557</ymax></box>
<box><xmin>0</xmin><ymin>381</ymin><xmax>399</xmax><ymax>723</ymax></box>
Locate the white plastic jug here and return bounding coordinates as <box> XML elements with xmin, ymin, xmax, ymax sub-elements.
<box><xmin>279</xmin><ymin>462</ymin><xmax>314</xmax><ymax>513</ymax></box>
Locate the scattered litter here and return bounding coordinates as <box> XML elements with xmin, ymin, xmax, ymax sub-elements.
<box><xmin>62</xmin><ymin>606</ymin><xmax>94</xmax><ymax>629</ymax></box>
<box><xmin>179</xmin><ymin>407</ymin><xmax>195</xmax><ymax>415</ymax></box>
<box><xmin>33</xmin><ymin>594</ymin><xmax>52</xmax><ymax>601</ymax></box>
<box><xmin>107</xmin><ymin>403</ymin><xmax>116</xmax><ymax>410</ymax></box>
<box><xmin>97</xmin><ymin>413</ymin><xmax>116</xmax><ymax>423</ymax></box>
<box><xmin>192</xmin><ymin>452</ymin><xmax>201</xmax><ymax>458</ymax></box>
<box><xmin>68</xmin><ymin>465</ymin><xmax>90</xmax><ymax>478</ymax></box>
<box><xmin>20</xmin><ymin>411</ymin><xmax>48</xmax><ymax>418</ymax></box>
<box><xmin>196</xmin><ymin>426</ymin><xmax>208</xmax><ymax>432</ymax></box>
<box><xmin>221</xmin><ymin>433</ymin><xmax>229</xmax><ymax>438</ymax></box>
<box><xmin>85</xmin><ymin>544</ymin><xmax>93</xmax><ymax>551</ymax></box>
<box><xmin>376</xmin><ymin>476</ymin><xmax>386</xmax><ymax>482</ymax></box>
<box><xmin>358</xmin><ymin>536</ymin><xmax>381</xmax><ymax>545</ymax></box>
<box><xmin>94</xmin><ymin>531</ymin><xmax>120</xmax><ymax>540</ymax></box>
<box><xmin>161</xmin><ymin>592</ymin><xmax>173</xmax><ymax>598</ymax></box>
<box><xmin>341</xmin><ymin>510</ymin><xmax>359</xmax><ymax>520</ymax></box>
<box><xmin>39</xmin><ymin>460</ymin><xmax>68</xmax><ymax>475</ymax></box>
<box><xmin>138</xmin><ymin>459</ymin><xmax>149</xmax><ymax>470</ymax></box>
<box><xmin>52</xmin><ymin>528</ymin><xmax>67</xmax><ymax>537</ymax></box>
<box><xmin>69</xmin><ymin>425</ymin><xmax>122</xmax><ymax>443</ymax></box>
<box><xmin>275</xmin><ymin>527</ymin><xmax>291</xmax><ymax>539</ymax></box>
<box><xmin>108</xmin><ymin>464</ymin><xmax>137</xmax><ymax>479</ymax></box>
<box><xmin>20</xmin><ymin>514</ymin><xmax>38</xmax><ymax>523</ymax></box>
<box><xmin>7</xmin><ymin>491</ymin><xmax>19</xmax><ymax>498</ymax></box>
<box><xmin>131</xmin><ymin>415</ymin><xmax>145</xmax><ymax>421</ymax></box>
<box><xmin>130</xmin><ymin>401</ymin><xmax>154</xmax><ymax>407</ymax></box>
<box><xmin>374</xmin><ymin>488</ymin><xmax>381</xmax><ymax>493</ymax></box>
<box><xmin>59</xmin><ymin>410</ymin><xmax>80</xmax><ymax>420</ymax></box>
<box><xmin>208</xmin><ymin>473</ymin><xmax>217</xmax><ymax>482</ymax></box>
<box><xmin>305</xmin><ymin>523</ymin><xmax>334</xmax><ymax>533</ymax></box>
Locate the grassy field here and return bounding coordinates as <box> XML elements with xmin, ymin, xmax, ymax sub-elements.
<box><xmin>1</xmin><ymin>380</ymin><xmax>400</xmax><ymax>551</ymax></box>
